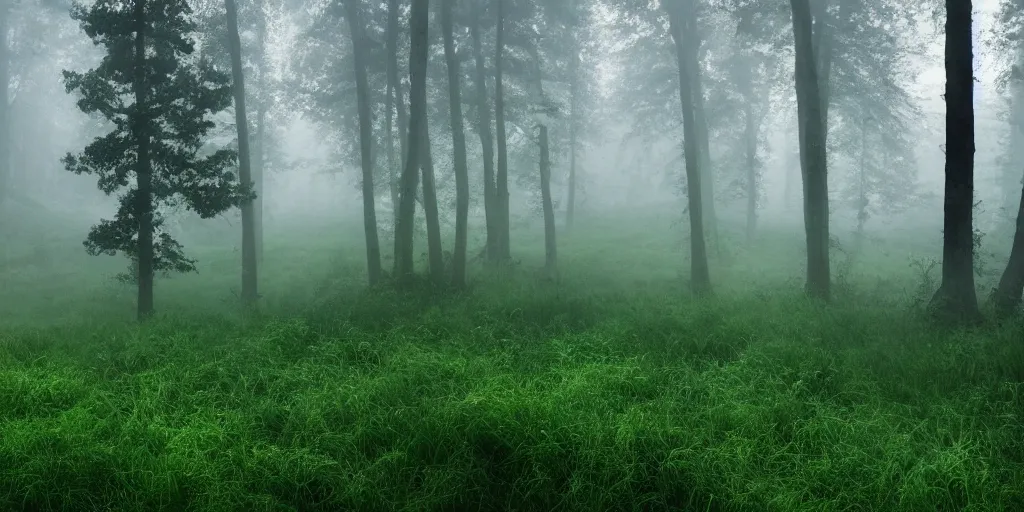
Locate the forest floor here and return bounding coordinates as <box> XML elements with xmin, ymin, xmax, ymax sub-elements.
<box><xmin>1</xmin><ymin>204</ymin><xmax>1022</xmax><ymax>511</ymax></box>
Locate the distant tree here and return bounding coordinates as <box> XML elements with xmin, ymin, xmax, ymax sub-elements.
<box><xmin>666</xmin><ymin>0</ymin><xmax>711</xmax><ymax>296</ymax></box>
<box><xmin>395</xmin><ymin>0</ymin><xmax>429</xmax><ymax>283</ymax></box>
<box><xmin>790</xmin><ymin>0</ymin><xmax>830</xmax><ymax>301</ymax></box>
<box><xmin>342</xmin><ymin>0</ymin><xmax>383</xmax><ymax>285</ymax></box>
<box><xmin>225</xmin><ymin>0</ymin><xmax>258</xmax><ymax>304</ymax></box>
<box><xmin>930</xmin><ymin>0</ymin><xmax>980</xmax><ymax>321</ymax></box>
<box><xmin>62</xmin><ymin>0</ymin><xmax>249</xmax><ymax>320</ymax></box>
<box><xmin>494</xmin><ymin>0</ymin><xmax>511</xmax><ymax>261</ymax></box>
<box><xmin>441</xmin><ymin>0</ymin><xmax>470</xmax><ymax>288</ymax></box>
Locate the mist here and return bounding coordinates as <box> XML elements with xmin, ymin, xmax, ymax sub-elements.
<box><xmin>1</xmin><ymin>0</ymin><xmax>1022</xmax><ymax>509</ymax></box>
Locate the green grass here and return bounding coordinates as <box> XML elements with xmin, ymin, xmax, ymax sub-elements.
<box><xmin>1</xmin><ymin>204</ymin><xmax>1022</xmax><ymax>511</ymax></box>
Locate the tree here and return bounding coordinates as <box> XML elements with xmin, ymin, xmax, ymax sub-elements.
<box><xmin>790</xmin><ymin>0</ymin><xmax>830</xmax><ymax>301</ymax></box>
<box><xmin>667</xmin><ymin>0</ymin><xmax>711</xmax><ymax>296</ymax></box>
<box><xmin>441</xmin><ymin>0</ymin><xmax>470</xmax><ymax>287</ymax></box>
<box><xmin>225</xmin><ymin>0</ymin><xmax>258</xmax><ymax>304</ymax></box>
<box><xmin>930</xmin><ymin>0</ymin><xmax>980</xmax><ymax>320</ymax></box>
<box><xmin>526</xmin><ymin>41</ymin><xmax>557</xmax><ymax>278</ymax></box>
<box><xmin>342</xmin><ymin>0</ymin><xmax>383</xmax><ymax>285</ymax></box>
<box><xmin>63</xmin><ymin>0</ymin><xmax>249</xmax><ymax>320</ymax></box>
<box><xmin>395</xmin><ymin>0</ymin><xmax>429</xmax><ymax>283</ymax></box>
<box><xmin>0</xmin><ymin>0</ymin><xmax>8</xmax><ymax>206</ymax></box>
<box><xmin>469</xmin><ymin>0</ymin><xmax>498</xmax><ymax>261</ymax></box>
<box><xmin>494</xmin><ymin>0</ymin><xmax>511</xmax><ymax>261</ymax></box>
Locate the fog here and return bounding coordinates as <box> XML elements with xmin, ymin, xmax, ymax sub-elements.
<box><xmin>1</xmin><ymin>0</ymin><xmax>1022</xmax><ymax>509</ymax></box>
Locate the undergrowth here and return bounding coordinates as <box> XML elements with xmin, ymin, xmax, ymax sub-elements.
<box><xmin>0</xmin><ymin>208</ymin><xmax>1022</xmax><ymax>511</ymax></box>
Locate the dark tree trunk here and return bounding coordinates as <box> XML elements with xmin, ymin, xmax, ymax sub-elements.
<box><xmin>668</xmin><ymin>0</ymin><xmax>711</xmax><ymax>296</ymax></box>
<box><xmin>790</xmin><ymin>0</ymin><xmax>831</xmax><ymax>301</ymax></box>
<box><xmin>226</xmin><ymin>0</ymin><xmax>258</xmax><ymax>303</ymax></box>
<box><xmin>992</xmin><ymin>177</ymin><xmax>1024</xmax><ymax>315</ymax></box>
<box><xmin>470</xmin><ymin>1</ymin><xmax>497</xmax><ymax>261</ymax></box>
<box><xmin>931</xmin><ymin>0</ymin><xmax>980</xmax><ymax>320</ymax></box>
<box><xmin>133</xmin><ymin>0</ymin><xmax>155</xmax><ymax>319</ymax></box>
<box><xmin>344</xmin><ymin>0</ymin><xmax>383</xmax><ymax>286</ymax></box>
<box><xmin>395</xmin><ymin>0</ymin><xmax>429</xmax><ymax>283</ymax></box>
<box><xmin>494</xmin><ymin>0</ymin><xmax>510</xmax><ymax>261</ymax></box>
<box><xmin>811</xmin><ymin>0</ymin><xmax>835</xmax><ymax>140</ymax></box>
<box><xmin>441</xmin><ymin>0</ymin><xmax>469</xmax><ymax>288</ymax></box>
<box><xmin>419</xmin><ymin>121</ymin><xmax>444</xmax><ymax>284</ymax></box>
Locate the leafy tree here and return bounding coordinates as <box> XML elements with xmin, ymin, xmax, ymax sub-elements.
<box><xmin>62</xmin><ymin>0</ymin><xmax>250</xmax><ymax>319</ymax></box>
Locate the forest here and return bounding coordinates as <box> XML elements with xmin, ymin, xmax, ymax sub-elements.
<box><xmin>0</xmin><ymin>0</ymin><xmax>1022</xmax><ymax>509</ymax></box>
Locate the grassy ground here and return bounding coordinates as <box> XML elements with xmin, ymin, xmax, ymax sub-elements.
<box><xmin>1</xmin><ymin>204</ymin><xmax>1022</xmax><ymax>511</ymax></box>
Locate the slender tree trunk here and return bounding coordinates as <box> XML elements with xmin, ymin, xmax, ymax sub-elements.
<box><xmin>567</xmin><ymin>47</ymin><xmax>579</xmax><ymax>231</ymax></box>
<box><xmin>133</xmin><ymin>0</ymin><xmax>155</xmax><ymax>319</ymax></box>
<box><xmin>744</xmin><ymin>94</ymin><xmax>757</xmax><ymax>242</ymax></box>
<box><xmin>668</xmin><ymin>0</ymin><xmax>711</xmax><ymax>296</ymax></box>
<box><xmin>396</xmin><ymin>0</ymin><xmax>429</xmax><ymax>284</ymax></box>
<box><xmin>344</xmin><ymin>0</ymin><xmax>382</xmax><ymax>286</ymax></box>
<box><xmin>494</xmin><ymin>0</ymin><xmax>510</xmax><ymax>261</ymax></box>
<box><xmin>790</xmin><ymin>0</ymin><xmax>830</xmax><ymax>301</ymax></box>
<box><xmin>678</xmin><ymin>7</ymin><xmax>716</xmax><ymax>242</ymax></box>
<box><xmin>529</xmin><ymin>45</ymin><xmax>557</xmax><ymax>278</ymax></box>
<box><xmin>470</xmin><ymin>1</ymin><xmax>497</xmax><ymax>261</ymax></box>
<box><xmin>253</xmin><ymin>0</ymin><xmax>267</xmax><ymax>262</ymax></box>
<box><xmin>441</xmin><ymin>0</ymin><xmax>469</xmax><ymax>288</ymax></box>
<box><xmin>811</xmin><ymin>0</ymin><xmax>835</xmax><ymax>145</ymax></box>
<box><xmin>388</xmin><ymin>0</ymin><xmax>411</xmax><ymax>270</ymax></box>
<box><xmin>419</xmin><ymin>122</ymin><xmax>444</xmax><ymax>284</ymax></box>
<box><xmin>226</xmin><ymin>0</ymin><xmax>258</xmax><ymax>303</ymax></box>
<box><xmin>784</xmin><ymin>121</ymin><xmax>798</xmax><ymax>209</ymax></box>
<box><xmin>385</xmin><ymin>70</ymin><xmax>398</xmax><ymax>226</ymax></box>
<box><xmin>930</xmin><ymin>0</ymin><xmax>980</xmax><ymax>320</ymax></box>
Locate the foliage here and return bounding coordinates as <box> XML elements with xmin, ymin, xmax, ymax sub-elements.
<box><xmin>61</xmin><ymin>0</ymin><xmax>248</xmax><ymax>274</ymax></box>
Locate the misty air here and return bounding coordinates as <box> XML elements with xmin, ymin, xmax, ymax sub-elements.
<box><xmin>0</xmin><ymin>0</ymin><xmax>1022</xmax><ymax>509</ymax></box>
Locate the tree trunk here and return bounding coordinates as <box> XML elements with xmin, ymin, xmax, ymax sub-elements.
<box><xmin>386</xmin><ymin>0</ymin><xmax>405</xmax><ymax>229</ymax></box>
<box><xmin>529</xmin><ymin>45</ymin><xmax>557</xmax><ymax>278</ymax></box>
<box><xmin>992</xmin><ymin>177</ymin><xmax>1024</xmax><ymax>315</ymax></box>
<box><xmin>744</xmin><ymin>93</ymin><xmax>757</xmax><ymax>242</ymax></box>
<box><xmin>470</xmin><ymin>1</ymin><xmax>497</xmax><ymax>261</ymax></box>
<box><xmin>569</xmin><ymin>48</ymin><xmax>577</xmax><ymax>232</ymax></box>
<box><xmin>441</xmin><ymin>0</ymin><xmax>469</xmax><ymax>288</ymax></box>
<box><xmin>253</xmin><ymin>0</ymin><xmax>267</xmax><ymax>262</ymax></box>
<box><xmin>930</xmin><ymin>0</ymin><xmax>980</xmax><ymax>320</ymax></box>
<box><xmin>811</xmin><ymin>0</ymin><xmax>835</xmax><ymax>145</ymax></box>
<box><xmin>856</xmin><ymin>114</ymin><xmax>868</xmax><ymax>245</ymax></box>
<box><xmin>419</xmin><ymin>120</ymin><xmax>444</xmax><ymax>284</ymax></box>
<box><xmin>344</xmin><ymin>0</ymin><xmax>383</xmax><ymax>286</ymax></box>
<box><xmin>226</xmin><ymin>0</ymin><xmax>259</xmax><ymax>303</ymax></box>
<box><xmin>395</xmin><ymin>0</ymin><xmax>428</xmax><ymax>284</ymax></box>
<box><xmin>668</xmin><ymin>0</ymin><xmax>711</xmax><ymax>296</ymax></box>
<box><xmin>678</xmin><ymin>7</ymin><xmax>716</xmax><ymax>242</ymax></box>
<box><xmin>388</xmin><ymin>0</ymin><xmax>411</xmax><ymax>270</ymax></box>
<box><xmin>494</xmin><ymin>0</ymin><xmax>510</xmax><ymax>261</ymax></box>
<box><xmin>790</xmin><ymin>0</ymin><xmax>830</xmax><ymax>301</ymax></box>
<box><xmin>133</xmin><ymin>0</ymin><xmax>155</xmax><ymax>320</ymax></box>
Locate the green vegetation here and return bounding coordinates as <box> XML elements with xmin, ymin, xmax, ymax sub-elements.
<box><xmin>1</xmin><ymin>205</ymin><xmax>1022</xmax><ymax>511</ymax></box>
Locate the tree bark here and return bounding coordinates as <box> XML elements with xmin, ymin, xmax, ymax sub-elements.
<box><xmin>930</xmin><ymin>0</ymin><xmax>980</xmax><ymax>320</ymax></box>
<box><xmin>344</xmin><ymin>0</ymin><xmax>383</xmax><ymax>286</ymax></box>
<box><xmin>470</xmin><ymin>0</ymin><xmax>497</xmax><ymax>261</ymax></box>
<box><xmin>441</xmin><ymin>0</ymin><xmax>469</xmax><ymax>288</ymax></box>
<box><xmin>494</xmin><ymin>0</ymin><xmax>510</xmax><ymax>261</ymax></box>
<box><xmin>395</xmin><ymin>0</ymin><xmax>429</xmax><ymax>284</ymax></box>
<box><xmin>790</xmin><ymin>0</ymin><xmax>830</xmax><ymax>301</ymax></box>
<box><xmin>668</xmin><ymin>0</ymin><xmax>711</xmax><ymax>296</ymax></box>
<box><xmin>133</xmin><ymin>0</ymin><xmax>155</xmax><ymax>319</ymax></box>
<box><xmin>388</xmin><ymin>0</ymin><xmax>411</xmax><ymax>270</ymax></box>
<box><xmin>226</xmin><ymin>0</ymin><xmax>259</xmax><ymax>303</ymax></box>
